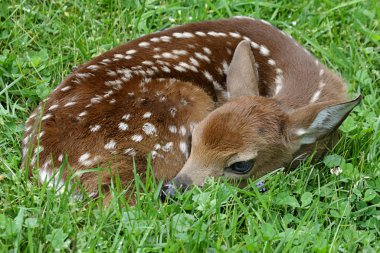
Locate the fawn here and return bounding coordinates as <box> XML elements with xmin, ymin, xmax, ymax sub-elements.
<box><xmin>21</xmin><ymin>17</ymin><xmax>360</xmax><ymax>202</ymax></box>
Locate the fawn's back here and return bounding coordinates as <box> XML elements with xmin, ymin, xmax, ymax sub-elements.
<box><xmin>21</xmin><ymin>17</ymin><xmax>360</xmax><ymax>200</ymax></box>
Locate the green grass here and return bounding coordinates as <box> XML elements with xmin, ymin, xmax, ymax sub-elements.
<box><xmin>1</xmin><ymin>0</ymin><xmax>379</xmax><ymax>252</ymax></box>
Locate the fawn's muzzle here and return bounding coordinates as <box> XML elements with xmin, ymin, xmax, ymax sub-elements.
<box><xmin>160</xmin><ymin>183</ymin><xmax>177</xmax><ymax>201</ymax></box>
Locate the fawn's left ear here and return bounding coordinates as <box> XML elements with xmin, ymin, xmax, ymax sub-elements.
<box><xmin>226</xmin><ymin>40</ymin><xmax>259</xmax><ymax>99</ymax></box>
<box><xmin>288</xmin><ymin>95</ymin><xmax>362</xmax><ymax>145</ymax></box>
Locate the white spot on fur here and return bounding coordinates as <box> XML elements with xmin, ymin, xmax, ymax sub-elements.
<box><xmin>309</xmin><ymin>90</ymin><xmax>322</xmax><ymax>103</ymax></box>
<box><xmin>79</xmin><ymin>153</ymin><xmax>91</xmax><ymax>163</ymax></box>
<box><xmin>142</xmin><ymin>123</ymin><xmax>157</xmax><ymax>136</ymax></box>
<box><xmin>319</xmin><ymin>69</ymin><xmax>325</xmax><ymax>76</ymax></box>
<box><xmin>122</xmin><ymin>114</ymin><xmax>131</xmax><ymax>121</ymax></box>
<box><xmin>203</xmin><ymin>71</ymin><xmax>223</xmax><ymax>91</ymax></box>
<box><xmin>76</xmin><ymin>72</ymin><xmax>93</xmax><ymax>79</ymax></box>
<box><xmin>151</xmin><ymin>150</ymin><xmax>159</xmax><ymax>159</ymax></box>
<box><xmin>104</xmin><ymin>79</ymin><xmax>123</xmax><ymax>88</ymax></box>
<box><xmin>268</xmin><ymin>59</ymin><xmax>276</xmax><ymax>66</ymax></box>
<box><xmin>58</xmin><ymin>154</ymin><xmax>63</xmax><ymax>162</ymax></box>
<box><xmin>91</xmin><ymin>95</ymin><xmax>102</xmax><ymax>104</ymax></box>
<box><xmin>131</xmin><ymin>134</ymin><xmax>143</xmax><ymax>142</ymax></box>
<box><xmin>105</xmin><ymin>139</ymin><xmax>117</xmax><ymax>150</ymax></box>
<box><xmin>25</xmin><ymin>125</ymin><xmax>32</xmax><ymax>132</ymax></box>
<box><xmin>61</xmin><ymin>86</ymin><xmax>71</xmax><ymax>92</ymax></box>
<box><xmin>23</xmin><ymin>135</ymin><xmax>31</xmax><ymax>145</ymax></box>
<box><xmin>169</xmin><ymin>107</ymin><xmax>177</xmax><ymax>117</ymax></box>
<box><xmin>179</xmin><ymin>62</ymin><xmax>198</xmax><ymax>72</ymax></box>
<box><xmin>222</xmin><ymin>61</ymin><xmax>229</xmax><ymax>75</ymax></box>
<box><xmin>39</xmin><ymin>168</ymin><xmax>52</xmax><ymax>184</ymax></box>
<box><xmin>126</xmin><ymin>49</ymin><xmax>137</xmax><ymax>54</ymax></box>
<box><xmin>162</xmin><ymin>52</ymin><xmax>178</xmax><ymax>59</ymax></box>
<box><xmin>229</xmin><ymin>32</ymin><xmax>241</xmax><ymax>38</ymax></box>
<box><xmin>150</xmin><ymin>37</ymin><xmax>160</xmax><ymax>42</ymax></box>
<box><xmin>143</xmin><ymin>112</ymin><xmax>152</xmax><ymax>118</ymax></box>
<box><xmin>243</xmin><ymin>36</ymin><xmax>252</xmax><ymax>42</ymax></box>
<box><xmin>319</xmin><ymin>81</ymin><xmax>326</xmax><ymax>89</ymax></box>
<box><xmin>203</xmin><ymin>70</ymin><xmax>214</xmax><ymax>81</ymax></box>
<box><xmin>203</xmin><ymin>47</ymin><xmax>212</xmax><ymax>55</ymax></box>
<box><xmin>195</xmin><ymin>52</ymin><xmax>211</xmax><ymax>63</ymax></box>
<box><xmin>64</xmin><ymin>101</ymin><xmax>76</xmax><ymax>107</ymax></box>
<box><xmin>87</xmin><ymin>65</ymin><xmax>100</xmax><ymax>71</ymax></box>
<box><xmin>276</xmin><ymin>68</ymin><xmax>283</xmax><ymax>75</ymax></box>
<box><xmin>247</xmin><ymin>41</ymin><xmax>258</xmax><ymax>49</ymax></box>
<box><xmin>100</xmin><ymin>58</ymin><xmax>111</xmax><ymax>65</ymax></box>
<box><xmin>104</xmin><ymin>90</ymin><xmax>114</xmax><ymax>98</ymax></box>
<box><xmin>189</xmin><ymin>57</ymin><xmax>200</xmax><ymax>67</ymax></box>
<box><xmin>42</xmin><ymin>114</ymin><xmax>52</xmax><ymax>121</ymax></box>
<box><xmin>38</xmin><ymin>131</ymin><xmax>45</xmax><ymax>139</ymax></box>
<box><xmin>118</xmin><ymin>122</ymin><xmax>129</xmax><ymax>131</ymax></box>
<box><xmin>162</xmin><ymin>142</ymin><xmax>174</xmax><ymax>152</ymax></box>
<box><xmin>142</xmin><ymin>60</ymin><xmax>154</xmax><ymax>66</ymax></box>
<box><xmin>259</xmin><ymin>45</ymin><xmax>270</xmax><ymax>56</ymax></box>
<box><xmin>173</xmin><ymin>32</ymin><xmax>194</xmax><ymax>38</ymax></box>
<box><xmin>179</xmin><ymin>141</ymin><xmax>189</xmax><ymax>158</ymax></box>
<box><xmin>124</xmin><ymin>148</ymin><xmax>136</xmax><ymax>156</ymax></box>
<box><xmin>160</xmin><ymin>36</ymin><xmax>171</xmax><ymax>42</ymax></box>
<box><xmin>115</xmin><ymin>53</ymin><xmax>126</xmax><ymax>59</ymax></box>
<box><xmin>48</xmin><ymin>104</ymin><xmax>59</xmax><ymax>111</ymax></box>
<box><xmin>274</xmin><ymin>75</ymin><xmax>283</xmax><ymax>95</ymax></box>
<box><xmin>79</xmin><ymin>154</ymin><xmax>100</xmax><ymax>167</ymax></box>
<box><xmin>179</xmin><ymin>126</ymin><xmax>186</xmax><ymax>136</ymax></box>
<box><xmin>195</xmin><ymin>31</ymin><xmax>206</xmax><ymax>37</ymax></box>
<box><xmin>207</xmin><ymin>31</ymin><xmax>227</xmax><ymax>37</ymax></box>
<box><xmin>174</xmin><ymin>65</ymin><xmax>187</xmax><ymax>72</ymax></box>
<box><xmin>138</xmin><ymin>41</ymin><xmax>150</xmax><ymax>47</ymax></box>
<box><xmin>168</xmin><ymin>125</ymin><xmax>177</xmax><ymax>133</ymax></box>
<box><xmin>161</xmin><ymin>66</ymin><xmax>171</xmax><ymax>73</ymax></box>
<box><xmin>157</xmin><ymin>60</ymin><xmax>169</xmax><ymax>66</ymax></box>
<box><xmin>29</xmin><ymin>112</ymin><xmax>37</xmax><ymax>119</ymax></box>
<box><xmin>90</xmin><ymin>125</ymin><xmax>101</xmax><ymax>132</ymax></box>
<box><xmin>107</xmin><ymin>70</ymin><xmax>118</xmax><ymax>77</ymax></box>
<box><xmin>172</xmin><ymin>49</ymin><xmax>188</xmax><ymax>55</ymax></box>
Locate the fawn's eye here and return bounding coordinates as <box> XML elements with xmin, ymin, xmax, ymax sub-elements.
<box><xmin>226</xmin><ymin>159</ymin><xmax>255</xmax><ymax>174</ymax></box>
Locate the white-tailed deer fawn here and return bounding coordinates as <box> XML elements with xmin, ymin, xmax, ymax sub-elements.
<box><xmin>21</xmin><ymin>17</ymin><xmax>360</xmax><ymax>202</ymax></box>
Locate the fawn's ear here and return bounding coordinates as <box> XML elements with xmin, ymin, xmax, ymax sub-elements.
<box><xmin>288</xmin><ymin>96</ymin><xmax>362</xmax><ymax>145</ymax></box>
<box><xmin>226</xmin><ymin>40</ymin><xmax>259</xmax><ymax>99</ymax></box>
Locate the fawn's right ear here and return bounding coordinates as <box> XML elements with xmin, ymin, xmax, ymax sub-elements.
<box><xmin>287</xmin><ymin>96</ymin><xmax>362</xmax><ymax>145</ymax></box>
<box><xmin>226</xmin><ymin>40</ymin><xmax>259</xmax><ymax>99</ymax></box>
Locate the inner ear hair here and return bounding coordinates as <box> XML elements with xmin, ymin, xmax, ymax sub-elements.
<box><xmin>226</xmin><ymin>40</ymin><xmax>259</xmax><ymax>99</ymax></box>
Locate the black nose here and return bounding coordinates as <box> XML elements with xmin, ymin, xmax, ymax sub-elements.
<box><xmin>160</xmin><ymin>183</ymin><xmax>176</xmax><ymax>202</ymax></box>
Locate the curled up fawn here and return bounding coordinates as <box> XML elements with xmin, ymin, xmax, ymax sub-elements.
<box><xmin>21</xmin><ymin>17</ymin><xmax>361</xmax><ymax>203</ymax></box>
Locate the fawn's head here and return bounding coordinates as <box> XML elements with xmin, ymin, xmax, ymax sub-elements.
<box><xmin>163</xmin><ymin>41</ymin><xmax>361</xmax><ymax>194</ymax></box>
